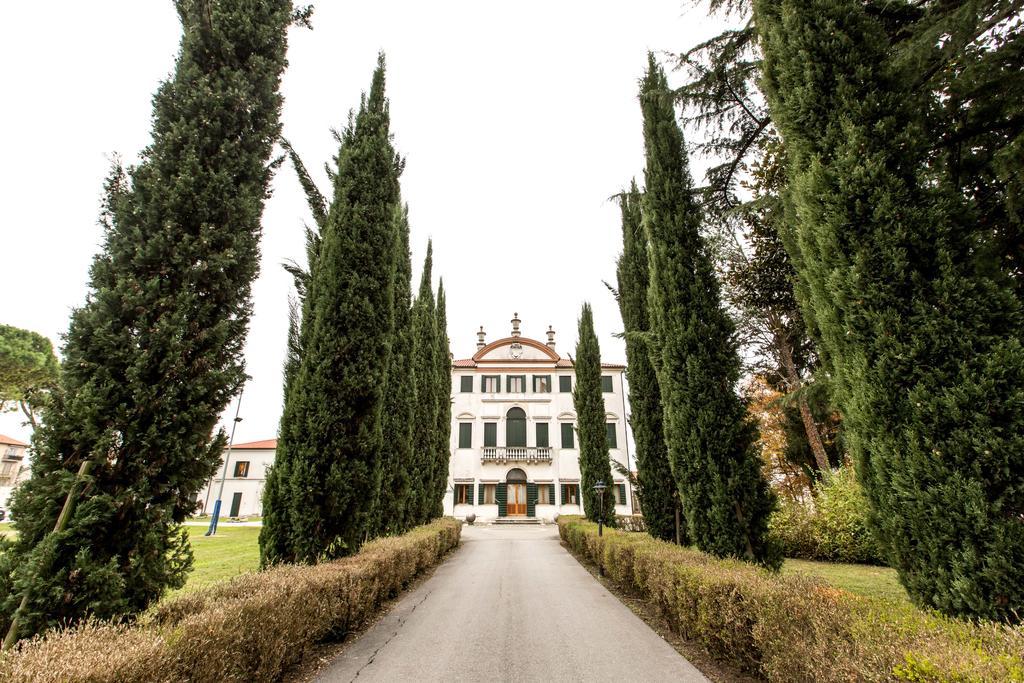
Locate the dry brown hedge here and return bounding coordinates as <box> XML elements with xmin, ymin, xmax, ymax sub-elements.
<box><xmin>559</xmin><ymin>516</ymin><xmax>1024</xmax><ymax>682</ymax></box>
<box><xmin>0</xmin><ymin>518</ymin><xmax>461</xmax><ymax>683</ymax></box>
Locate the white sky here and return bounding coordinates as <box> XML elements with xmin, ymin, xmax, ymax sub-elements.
<box><xmin>1</xmin><ymin>1</ymin><xmax>726</xmax><ymax>446</ymax></box>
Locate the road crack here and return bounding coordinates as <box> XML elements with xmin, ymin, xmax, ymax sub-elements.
<box><xmin>349</xmin><ymin>588</ymin><xmax>433</xmax><ymax>682</ymax></box>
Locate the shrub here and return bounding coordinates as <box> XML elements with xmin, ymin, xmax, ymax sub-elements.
<box><xmin>0</xmin><ymin>518</ymin><xmax>460</xmax><ymax>683</ymax></box>
<box><xmin>558</xmin><ymin>516</ymin><xmax>1024</xmax><ymax>681</ymax></box>
<box><xmin>771</xmin><ymin>466</ymin><xmax>886</xmax><ymax>565</ymax></box>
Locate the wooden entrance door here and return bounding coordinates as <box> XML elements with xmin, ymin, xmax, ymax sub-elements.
<box><xmin>507</xmin><ymin>483</ymin><xmax>527</xmax><ymax>516</ymax></box>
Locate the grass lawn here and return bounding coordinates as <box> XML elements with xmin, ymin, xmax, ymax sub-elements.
<box><xmin>783</xmin><ymin>557</ymin><xmax>909</xmax><ymax>604</ymax></box>
<box><xmin>180</xmin><ymin>525</ymin><xmax>261</xmax><ymax>593</ymax></box>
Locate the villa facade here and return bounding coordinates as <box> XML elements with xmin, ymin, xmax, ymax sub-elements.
<box><xmin>443</xmin><ymin>314</ymin><xmax>633</xmax><ymax>522</ymax></box>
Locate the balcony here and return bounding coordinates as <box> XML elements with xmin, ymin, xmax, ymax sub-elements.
<box><xmin>481</xmin><ymin>446</ymin><xmax>552</xmax><ymax>464</ymax></box>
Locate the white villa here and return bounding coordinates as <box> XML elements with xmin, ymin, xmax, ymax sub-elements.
<box><xmin>196</xmin><ymin>438</ymin><xmax>275</xmax><ymax>518</ymax></box>
<box><xmin>443</xmin><ymin>314</ymin><xmax>633</xmax><ymax>522</ymax></box>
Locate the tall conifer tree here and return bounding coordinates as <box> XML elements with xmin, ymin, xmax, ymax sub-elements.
<box><xmin>756</xmin><ymin>0</ymin><xmax>1024</xmax><ymax>619</ymax></box>
<box><xmin>573</xmin><ymin>303</ymin><xmax>617</xmax><ymax>526</ymax></box>
<box><xmin>374</xmin><ymin>203</ymin><xmax>416</xmax><ymax>535</ymax></box>
<box><xmin>409</xmin><ymin>243</ymin><xmax>438</xmax><ymax>525</ymax></box>
<box><xmin>260</xmin><ymin>54</ymin><xmax>402</xmax><ymax>564</ymax></box>
<box><xmin>641</xmin><ymin>53</ymin><xmax>778</xmax><ymax>567</ymax></box>
<box><xmin>430</xmin><ymin>280</ymin><xmax>452</xmax><ymax>521</ymax></box>
<box><xmin>0</xmin><ymin>0</ymin><xmax>293</xmax><ymax>638</ymax></box>
<box><xmin>615</xmin><ymin>182</ymin><xmax>678</xmax><ymax>542</ymax></box>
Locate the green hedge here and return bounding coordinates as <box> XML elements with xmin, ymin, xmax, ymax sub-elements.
<box><xmin>0</xmin><ymin>518</ymin><xmax>461</xmax><ymax>683</ymax></box>
<box><xmin>558</xmin><ymin>516</ymin><xmax>1023</xmax><ymax>681</ymax></box>
<box><xmin>770</xmin><ymin>466</ymin><xmax>887</xmax><ymax>565</ymax></box>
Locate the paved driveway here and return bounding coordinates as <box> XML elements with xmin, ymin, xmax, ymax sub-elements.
<box><xmin>315</xmin><ymin>524</ymin><xmax>707</xmax><ymax>682</ymax></box>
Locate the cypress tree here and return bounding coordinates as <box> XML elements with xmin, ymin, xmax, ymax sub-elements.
<box><xmin>260</xmin><ymin>54</ymin><xmax>402</xmax><ymax>564</ymax></box>
<box><xmin>0</xmin><ymin>0</ymin><xmax>293</xmax><ymax>639</ymax></box>
<box><xmin>409</xmin><ymin>242</ymin><xmax>438</xmax><ymax>525</ymax></box>
<box><xmin>430</xmin><ymin>280</ymin><xmax>452</xmax><ymax>521</ymax></box>
<box><xmin>615</xmin><ymin>182</ymin><xmax>678</xmax><ymax>542</ymax></box>
<box><xmin>641</xmin><ymin>53</ymin><xmax>778</xmax><ymax>567</ymax></box>
<box><xmin>260</xmin><ymin>139</ymin><xmax>328</xmax><ymax>565</ymax></box>
<box><xmin>573</xmin><ymin>303</ymin><xmax>616</xmax><ymax>527</ymax></box>
<box><xmin>374</xmin><ymin>203</ymin><xmax>416</xmax><ymax>536</ymax></box>
<box><xmin>756</xmin><ymin>0</ymin><xmax>1024</xmax><ymax>619</ymax></box>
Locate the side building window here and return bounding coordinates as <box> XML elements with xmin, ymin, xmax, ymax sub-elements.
<box><xmin>613</xmin><ymin>483</ymin><xmax>626</xmax><ymax>506</ymax></box>
<box><xmin>562</xmin><ymin>483</ymin><xmax>579</xmax><ymax>505</ymax></box>
<box><xmin>458</xmin><ymin>423</ymin><xmax>473</xmax><ymax>448</ymax></box>
<box><xmin>606</xmin><ymin>423</ymin><xmax>618</xmax><ymax>448</ymax></box>
<box><xmin>601</xmin><ymin>375</ymin><xmax>613</xmax><ymax>392</ymax></box>
<box><xmin>560</xmin><ymin>423</ymin><xmax>574</xmax><ymax>449</ymax></box>
<box><xmin>454</xmin><ymin>483</ymin><xmax>474</xmax><ymax>505</ymax></box>
<box><xmin>484</xmin><ymin>423</ymin><xmax>497</xmax><ymax>447</ymax></box>
<box><xmin>559</xmin><ymin>376</ymin><xmax>572</xmax><ymax>392</ymax></box>
<box><xmin>234</xmin><ymin>461</ymin><xmax>249</xmax><ymax>478</ymax></box>
<box><xmin>533</xmin><ymin>375</ymin><xmax>551</xmax><ymax>393</ymax></box>
<box><xmin>460</xmin><ymin>375</ymin><xmax>473</xmax><ymax>392</ymax></box>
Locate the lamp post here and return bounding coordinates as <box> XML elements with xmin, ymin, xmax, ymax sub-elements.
<box><xmin>205</xmin><ymin>386</ymin><xmax>244</xmax><ymax>537</ymax></box>
<box><xmin>593</xmin><ymin>480</ymin><xmax>607</xmax><ymax>537</ymax></box>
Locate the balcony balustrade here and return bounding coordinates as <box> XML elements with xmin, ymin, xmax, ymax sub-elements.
<box><xmin>481</xmin><ymin>446</ymin><xmax>552</xmax><ymax>463</ymax></box>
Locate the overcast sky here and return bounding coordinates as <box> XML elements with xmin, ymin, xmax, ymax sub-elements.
<box><xmin>1</xmin><ymin>1</ymin><xmax>728</xmax><ymax>446</ymax></box>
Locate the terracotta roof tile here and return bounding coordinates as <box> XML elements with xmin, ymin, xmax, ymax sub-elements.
<box><xmin>0</xmin><ymin>434</ymin><xmax>28</xmax><ymax>447</ymax></box>
<box><xmin>452</xmin><ymin>359</ymin><xmax>476</xmax><ymax>367</ymax></box>
<box><xmin>231</xmin><ymin>438</ymin><xmax>277</xmax><ymax>450</ymax></box>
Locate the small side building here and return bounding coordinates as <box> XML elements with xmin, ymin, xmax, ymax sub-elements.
<box><xmin>0</xmin><ymin>434</ymin><xmax>30</xmax><ymax>510</ymax></box>
<box><xmin>196</xmin><ymin>438</ymin><xmax>276</xmax><ymax>518</ymax></box>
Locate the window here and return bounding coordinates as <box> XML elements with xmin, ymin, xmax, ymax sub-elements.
<box><xmin>560</xmin><ymin>423</ymin><xmax>575</xmax><ymax>449</ymax></box>
<box><xmin>538</xmin><ymin>484</ymin><xmax>552</xmax><ymax>504</ymax></box>
<box><xmin>507</xmin><ymin>375</ymin><xmax>526</xmax><ymax>393</ymax></box>
<box><xmin>536</xmin><ymin>422</ymin><xmax>549</xmax><ymax>448</ymax></box>
<box><xmin>455</xmin><ymin>483</ymin><xmax>473</xmax><ymax>505</ymax></box>
<box><xmin>559</xmin><ymin>375</ymin><xmax>572</xmax><ymax>392</ymax></box>
<box><xmin>482</xmin><ymin>375</ymin><xmax>500</xmax><ymax>393</ymax></box>
<box><xmin>562</xmin><ymin>484</ymin><xmax>580</xmax><ymax>505</ymax></box>
<box><xmin>533</xmin><ymin>375</ymin><xmax>551</xmax><ymax>393</ymax></box>
<box><xmin>606</xmin><ymin>423</ymin><xmax>618</xmax><ymax>448</ymax></box>
<box><xmin>484</xmin><ymin>422</ymin><xmax>497</xmax><ymax>447</ymax></box>
<box><xmin>613</xmin><ymin>483</ymin><xmax>627</xmax><ymax>505</ymax></box>
<box><xmin>481</xmin><ymin>483</ymin><xmax>496</xmax><ymax>504</ymax></box>
<box><xmin>601</xmin><ymin>375</ymin><xmax>614</xmax><ymax>392</ymax></box>
<box><xmin>506</xmin><ymin>407</ymin><xmax>527</xmax><ymax>447</ymax></box>
<box><xmin>234</xmin><ymin>461</ymin><xmax>250</xmax><ymax>478</ymax></box>
<box><xmin>460</xmin><ymin>376</ymin><xmax>473</xmax><ymax>392</ymax></box>
<box><xmin>458</xmin><ymin>423</ymin><xmax>473</xmax><ymax>448</ymax></box>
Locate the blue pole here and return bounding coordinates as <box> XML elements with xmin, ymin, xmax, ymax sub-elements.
<box><xmin>206</xmin><ymin>387</ymin><xmax>243</xmax><ymax>537</ymax></box>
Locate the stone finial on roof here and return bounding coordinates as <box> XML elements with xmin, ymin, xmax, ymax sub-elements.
<box><xmin>546</xmin><ymin>325</ymin><xmax>556</xmax><ymax>349</ymax></box>
<box><xmin>477</xmin><ymin>326</ymin><xmax>486</xmax><ymax>350</ymax></box>
<box><xmin>511</xmin><ymin>312</ymin><xmax>522</xmax><ymax>338</ymax></box>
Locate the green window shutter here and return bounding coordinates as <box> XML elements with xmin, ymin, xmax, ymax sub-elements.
<box><xmin>548</xmin><ymin>483</ymin><xmax>555</xmax><ymax>506</ymax></box>
<box><xmin>559</xmin><ymin>375</ymin><xmax>571</xmax><ymax>392</ymax></box>
<box><xmin>484</xmin><ymin>423</ymin><xmax>497</xmax><ymax>447</ymax></box>
<box><xmin>561</xmin><ymin>423</ymin><xmax>574</xmax><ymax>449</ymax></box>
<box><xmin>460</xmin><ymin>376</ymin><xmax>473</xmax><ymax>392</ymax></box>
<box><xmin>617</xmin><ymin>484</ymin><xmax>626</xmax><ymax>507</ymax></box>
<box><xmin>536</xmin><ymin>422</ymin><xmax>549</xmax><ymax>448</ymax></box>
<box><xmin>560</xmin><ymin>484</ymin><xmax>566</xmax><ymax>504</ymax></box>
<box><xmin>496</xmin><ymin>483</ymin><xmax>507</xmax><ymax>517</ymax></box>
<box><xmin>601</xmin><ymin>375</ymin><xmax>613</xmax><ymax>392</ymax></box>
<box><xmin>527</xmin><ymin>483</ymin><xmax>538</xmax><ymax>517</ymax></box>
<box><xmin>468</xmin><ymin>483</ymin><xmax>475</xmax><ymax>505</ymax></box>
<box><xmin>606</xmin><ymin>423</ymin><xmax>617</xmax><ymax>448</ymax></box>
<box><xmin>478</xmin><ymin>482</ymin><xmax>485</xmax><ymax>504</ymax></box>
<box><xmin>458</xmin><ymin>423</ymin><xmax>473</xmax><ymax>448</ymax></box>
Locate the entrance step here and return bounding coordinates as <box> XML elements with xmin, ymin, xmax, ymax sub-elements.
<box><xmin>493</xmin><ymin>517</ymin><xmax>542</xmax><ymax>525</ymax></box>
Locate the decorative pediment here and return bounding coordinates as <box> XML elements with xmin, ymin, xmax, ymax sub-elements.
<box><xmin>472</xmin><ymin>336</ymin><xmax>560</xmax><ymax>362</ymax></box>
<box><xmin>455</xmin><ymin>411</ymin><xmax>475</xmax><ymax>420</ymax></box>
<box><xmin>605</xmin><ymin>412</ymin><xmax>620</xmax><ymax>421</ymax></box>
<box><xmin>557</xmin><ymin>411</ymin><xmax>577</xmax><ymax>421</ymax></box>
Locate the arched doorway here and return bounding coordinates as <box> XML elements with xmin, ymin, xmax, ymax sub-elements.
<box><xmin>506</xmin><ymin>467</ymin><xmax>528</xmax><ymax>517</ymax></box>
<box><xmin>506</xmin><ymin>407</ymin><xmax>526</xmax><ymax>448</ymax></box>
